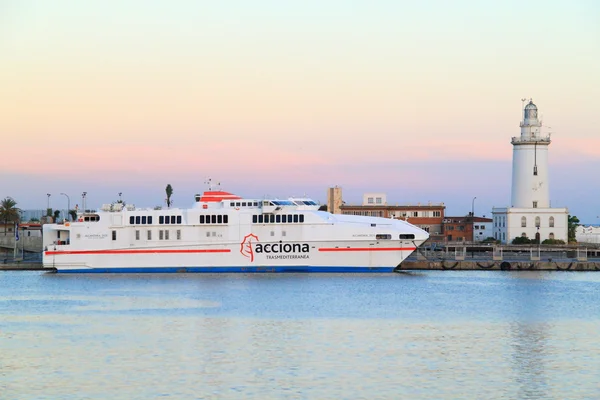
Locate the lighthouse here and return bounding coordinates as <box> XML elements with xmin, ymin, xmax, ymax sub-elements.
<box><xmin>511</xmin><ymin>100</ymin><xmax>551</xmax><ymax>208</ymax></box>
<box><xmin>492</xmin><ymin>99</ymin><xmax>568</xmax><ymax>245</ymax></box>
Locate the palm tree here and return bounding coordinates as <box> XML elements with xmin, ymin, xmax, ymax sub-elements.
<box><xmin>0</xmin><ymin>197</ymin><xmax>20</xmax><ymax>234</ymax></box>
<box><xmin>69</xmin><ymin>209</ymin><xmax>78</xmax><ymax>221</ymax></box>
<box><xmin>53</xmin><ymin>209</ymin><xmax>61</xmax><ymax>222</ymax></box>
<box><xmin>165</xmin><ymin>184</ymin><xmax>173</xmax><ymax>208</ymax></box>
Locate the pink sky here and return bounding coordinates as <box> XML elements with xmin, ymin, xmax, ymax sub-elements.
<box><xmin>1</xmin><ymin>1</ymin><xmax>599</xmax><ymax>222</ymax></box>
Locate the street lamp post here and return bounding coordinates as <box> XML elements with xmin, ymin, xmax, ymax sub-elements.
<box><xmin>46</xmin><ymin>193</ymin><xmax>51</xmax><ymax>212</ymax></box>
<box><xmin>470</xmin><ymin>196</ymin><xmax>477</xmax><ymax>258</ymax></box>
<box><xmin>60</xmin><ymin>193</ymin><xmax>70</xmax><ymax>221</ymax></box>
<box><xmin>82</xmin><ymin>192</ymin><xmax>87</xmax><ymax>212</ymax></box>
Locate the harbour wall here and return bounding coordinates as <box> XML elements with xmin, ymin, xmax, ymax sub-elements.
<box><xmin>0</xmin><ymin>235</ymin><xmax>43</xmax><ymax>252</ymax></box>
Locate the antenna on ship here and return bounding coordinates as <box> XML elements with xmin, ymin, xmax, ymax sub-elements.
<box><xmin>204</xmin><ymin>177</ymin><xmax>213</xmax><ymax>191</ymax></box>
<box><xmin>204</xmin><ymin>178</ymin><xmax>222</xmax><ymax>191</ymax></box>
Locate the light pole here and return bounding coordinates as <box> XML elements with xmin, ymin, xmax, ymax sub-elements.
<box><xmin>60</xmin><ymin>193</ymin><xmax>70</xmax><ymax>221</ymax></box>
<box><xmin>118</xmin><ymin>192</ymin><xmax>122</xmax><ymax>202</ymax></box>
<box><xmin>82</xmin><ymin>192</ymin><xmax>87</xmax><ymax>212</ymax></box>
<box><xmin>46</xmin><ymin>193</ymin><xmax>51</xmax><ymax>212</ymax></box>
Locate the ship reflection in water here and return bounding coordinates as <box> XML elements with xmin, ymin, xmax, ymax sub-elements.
<box><xmin>1</xmin><ymin>271</ymin><xmax>599</xmax><ymax>399</ymax></box>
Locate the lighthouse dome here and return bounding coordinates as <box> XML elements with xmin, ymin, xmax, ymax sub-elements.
<box><xmin>524</xmin><ymin>100</ymin><xmax>538</xmax><ymax>120</ymax></box>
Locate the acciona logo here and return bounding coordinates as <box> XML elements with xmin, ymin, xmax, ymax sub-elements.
<box><xmin>240</xmin><ymin>234</ymin><xmax>310</xmax><ymax>261</ymax></box>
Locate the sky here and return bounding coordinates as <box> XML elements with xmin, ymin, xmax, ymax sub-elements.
<box><xmin>1</xmin><ymin>0</ymin><xmax>599</xmax><ymax>223</ymax></box>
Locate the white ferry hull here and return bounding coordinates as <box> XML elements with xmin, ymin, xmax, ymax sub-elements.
<box><xmin>44</xmin><ymin>240</ymin><xmax>422</xmax><ymax>273</ymax></box>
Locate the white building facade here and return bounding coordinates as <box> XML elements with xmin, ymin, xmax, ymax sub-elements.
<box><xmin>576</xmin><ymin>226</ymin><xmax>600</xmax><ymax>244</ymax></box>
<box><xmin>492</xmin><ymin>100</ymin><xmax>568</xmax><ymax>244</ymax></box>
<box><xmin>362</xmin><ymin>193</ymin><xmax>386</xmax><ymax>206</ymax></box>
<box><xmin>473</xmin><ymin>218</ymin><xmax>493</xmax><ymax>242</ymax></box>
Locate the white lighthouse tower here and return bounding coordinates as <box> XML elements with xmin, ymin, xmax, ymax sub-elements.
<box><xmin>511</xmin><ymin>100</ymin><xmax>550</xmax><ymax>208</ymax></box>
<box><xmin>492</xmin><ymin>99</ymin><xmax>568</xmax><ymax>244</ymax></box>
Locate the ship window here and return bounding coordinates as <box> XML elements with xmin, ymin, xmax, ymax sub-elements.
<box><xmin>112</xmin><ymin>230</ymin><xmax>117</xmax><ymax>241</ymax></box>
<box><xmin>224</xmin><ymin>215</ymin><xmax>228</xmax><ymax>224</ymax></box>
<box><xmin>258</xmin><ymin>215</ymin><xmax>264</xmax><ymax>223</ymax></box>
<box><xmin>230</xmin><ymin>202</ymin><xmax>235</xmax><ymax>207</ymax></box>
<box><xmin>176</xmin><ymin>229</ymin><xmax>181</xmax><ymax>240</ymax></box>
<box><xmin>148</xmin><ymin>216</ymin><xmax>153</xmax><ymax>224</ymax></box>
<box><xmin>200</xmin><ymin>215</ymin><xmax>205</xmax><ymax>224</ymax></box>
<box><xmin>142</xmin><ymin>216</ymin><xmax>147</xmax><ymax>224</ymax></box>
<box><xmin>164</xmin><ymin>216</ymin><xmax>170</xmax><ymax>224</ymax></box>
<box><xmin>177</xmin><ymin>216</ymin><xmax>181</xmax><ymax>224</ymax></box>
<box><xmin>211</xmin><ymin>215</ymin><xmax>216</xmax><ymax>224</ymax></box>
<box><xmin>293</xmin><ymin>215</ymin><xmax>299</xmax><ymax>223</ymax></box>
<box><xmin>159</xmin><ymin>216</ymin><xmax>164</xmax><ymax>224</ymax></box>
<box><xmin>242</xmin><ymin>202</ymin><xmax>247</xmax><ymax>207</ymax></box>
<box><xmin>159</xmin><ymin>230</ymin><xmax>164</xmax><ymax>240</ymax></box>
<box><xmin>135</xmin><ymin>230</ymin><xmax>140</xmax><ymax>240</ymax></box>
<box><xmin>399</xmin><ymin>234</ymin><xmax>415</xmax><ymax>239</ymax></box>
<box><xmin>165</xmin><ymin>230</ymin><xmax>170</xmax><ymax>240</ymax></box>
<box><xmin>270</xmin><ymin>215</ymin><xmax>275</xmax><ymax>223</ymax></box>
<box><xmin>147</xmin><ymin>230</ymin><xmax>152</xmax><ymax>240</ymax></box>
<box><xmin>376</xmin><ymin>234</ymin><xmax>391</xmax><ymax>240</ymax></box>
<box><xmin>136</xmin><ymin>216</ymin><xmax>141</xmax><ymax>224</ymax></box>
<box><xmin>276</xmin><ymin>215</ymin><xmax>281</xmax><ymax>223</ymax></box>
<box><xmin>300</xmin><ymin>215</ymin><xmax>304</xmax><ymax>223</ymax></box>
<box><xmin>254</xmin><ymin>202</ymin><xmax>258</xmax><ymax>207</ymax></box>
<box><xmin>130</xmin><ymin>216</ymin><xmax>134</xmax><ymax>224</ymax></box>
<box><xmin>282</xmin><ymin>215</ymin><xmax>287</xmax><ymax>223</ymax></box>
<box><xmin>236</xmin><ymin>202</ymin><xmax>241</xmax><ymax>207</ymax></box>
<box><xmin>253</xmin><ymin>215</ymin><xmax>257</xmax><ymax>223</ymax></box>
<box><xmin>217</xmin><ymin>215</ymin><xmax>222</xmax><ymax>224</ymax></box>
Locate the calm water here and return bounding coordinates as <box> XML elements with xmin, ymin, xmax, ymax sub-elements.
<box><xmin>1</xmin><ymin>271</ymin><xmax>600</xmax><ymax>399</ymax></box>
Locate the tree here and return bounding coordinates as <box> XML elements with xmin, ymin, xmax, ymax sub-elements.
<box><xmin>53</xmin><ymin>210</ymin><xmax>61</xmax><ymax>221</ymax></box>
<box><xmin>165</xmin><ymin>184</ymin><xmax>173</xmax><ymax>208</ymax></box>
<box><xmin>512</xmin><ymin>236</ymin><xmax>531</xmax><ymax>245</ymax></box>
<box><xmin>0</xmin><ymin>197</ymin><xmax>20</xmax><ymax>234</ymax></box>
<box><xmin>568</xmin><ymin>214</ymin><xmax>580</xmax><ymax>243</ymax></box>
<box><xmin>69</xmin><ymin>210</ymin><xmax>78</xmax><ymax>221</ymax></box>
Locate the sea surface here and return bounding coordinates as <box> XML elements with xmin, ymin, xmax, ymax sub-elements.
<box><xmin>1</xmin><ymin>271</ymin><xmax>599</xmax><ymax>399</ymax></box>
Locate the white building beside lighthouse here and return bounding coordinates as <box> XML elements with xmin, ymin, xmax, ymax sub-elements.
<box><xmin>492</xmin><ymin>100</ymin><xmax>568</xmax><ymax>244</ymax></box>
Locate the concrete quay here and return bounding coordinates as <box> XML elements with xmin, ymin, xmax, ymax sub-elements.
<box><xmin>0</xmin><ymin>263</ymin><xmax>53</xmax><ymax>271</ymax></box>
<box><xmin>399</xmin><ymin>259</ymin><xmax>600</xmax><ymax>271</ymax></box>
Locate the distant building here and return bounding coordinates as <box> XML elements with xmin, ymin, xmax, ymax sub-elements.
<box><xmin>472</xmin><ymin>217</ymin><xmax>493</xmax><ymax>242</ymax></box>
<box><xmin>327</xmin><ymin>186</ymin><xmax>343</xmax><ymax>214</ymax></box>
<box><xmin>362</xmin><ymin>193</ymin><xmax>386</xmax><ymax>206</ymax></box>
<box><xmin>334</xmin><ymin>191</ymin><xmax>445</xmax><ymax>243</ymax></box>
<box><xmin>492</xmin><ymin>100</ymin><xmax>568</xmax><ymax>244</ymax></box>
<box><xmin>576</xmin><ymin>226</ymin><xmax>600</xmax><ymax>244</ymax></box>
<box><xmin>443</xmin><ymin>215</ymin><xmax>493</xmax><ymax>242</ymax></box>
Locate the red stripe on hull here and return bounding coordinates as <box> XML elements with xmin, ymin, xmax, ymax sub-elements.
<box><xmin>318</xmin><ymin>247</ymin><xmax>416</xmax><ymax>252</ymax></box>
<box><xmin>45</xmin><ymin>249</ymin><xmax>231</xmax><ymax>256</ymax></box>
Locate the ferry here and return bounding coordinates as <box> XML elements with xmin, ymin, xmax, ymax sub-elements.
<box><xmin>42</xmin><ymin>188</ymin><xmax>429</xmax><ymax>273</ymax></box>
